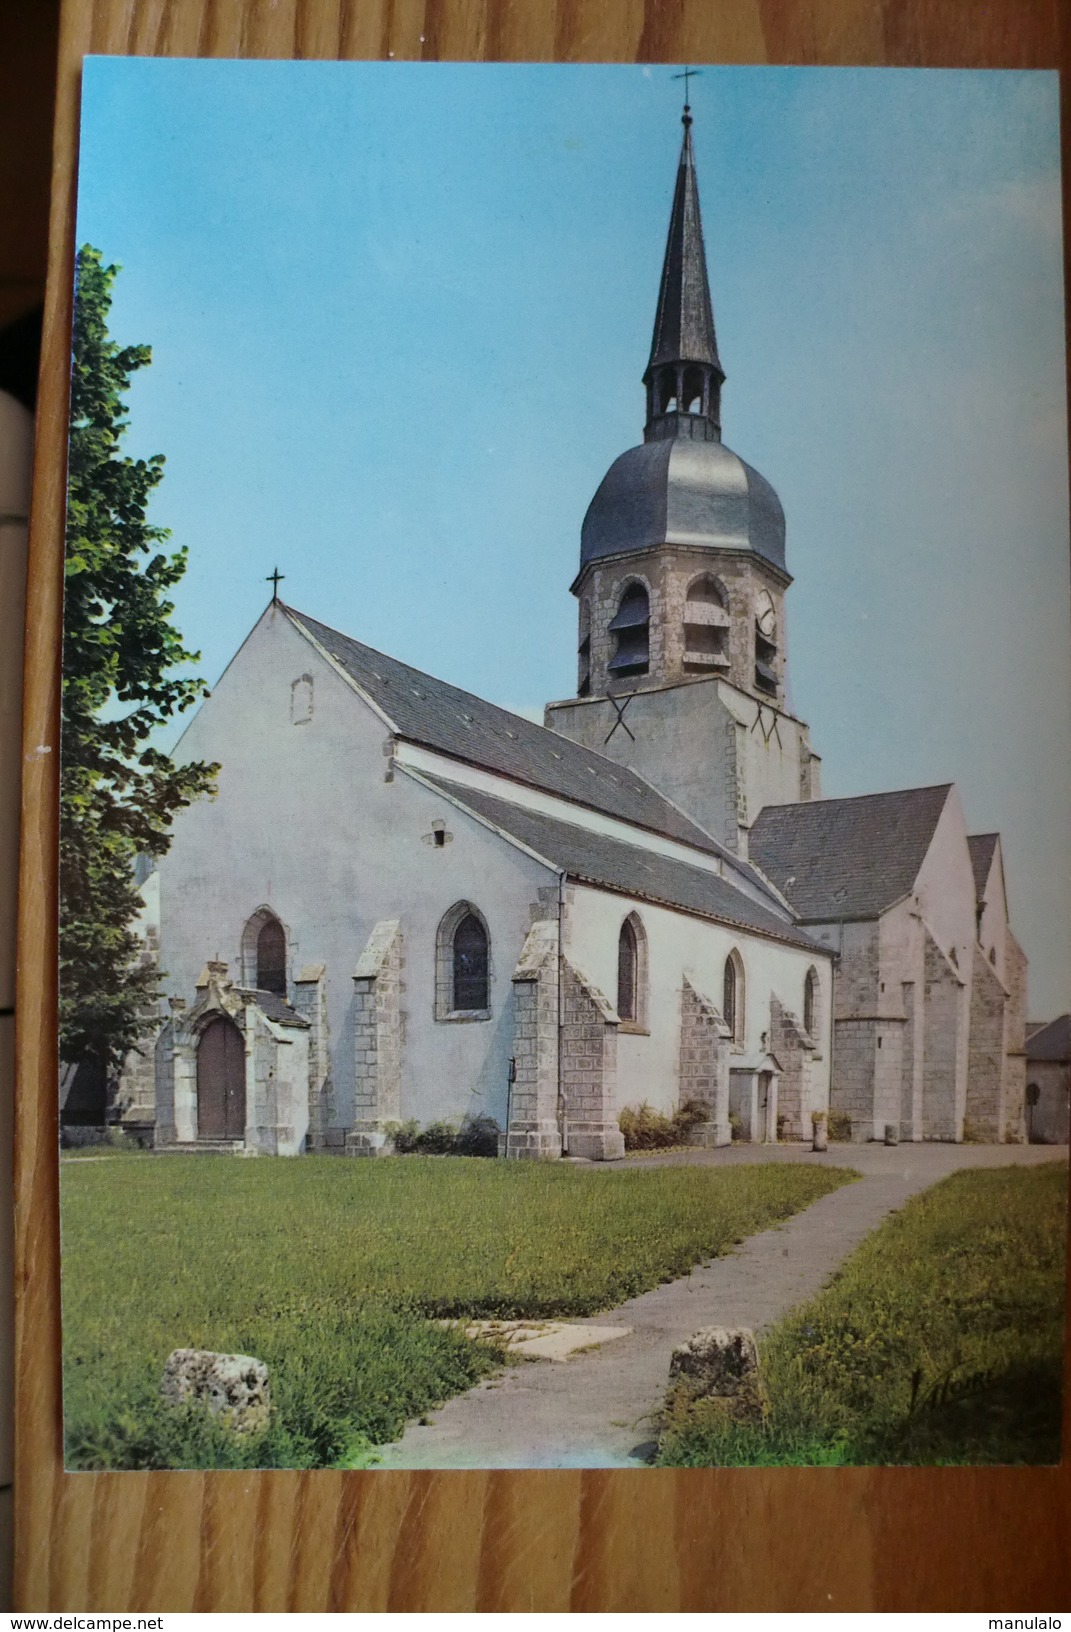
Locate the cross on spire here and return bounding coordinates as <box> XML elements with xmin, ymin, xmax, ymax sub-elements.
<box><xmin>266</xmin><ymin>566</ymin><xmax>285</xmax><ymax>603</ymax></box>
<box><xmin>672</xmin><ymin>65</ymin><xmax>702</xmax><ymax>123</ymax></box>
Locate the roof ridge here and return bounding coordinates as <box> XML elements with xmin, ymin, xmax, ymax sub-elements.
<box><xmin>755</xmin><ymin>783</ymin><xmax>953</xmax><ymax>818</ymax></box>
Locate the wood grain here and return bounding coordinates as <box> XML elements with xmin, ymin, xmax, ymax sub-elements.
<box><xmin>16</xmin><ymin>0</ymin><xmax>1071</xmax><ymax>1610</ymax></box>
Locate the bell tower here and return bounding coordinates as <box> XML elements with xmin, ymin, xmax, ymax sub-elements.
<box><xmin>545</xmin><ymin>99</ymin><xmax>820</xmax><ymax>856</ymax></box>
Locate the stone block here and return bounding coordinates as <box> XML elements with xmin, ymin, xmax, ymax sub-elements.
<box><xmin>161</xmin><ymin>1349</ymin><xmax>270</xmax><ymax>1433</ymax></box>
<box><xmin>567</xmin><ymin>1123</ymin><xmax>625</xmax><ymax>1161</ymax></box>
<box><xmin>668</xmin><ymin>1327</ymin><xmax>759</xmax><ymax>1398</ymax></box>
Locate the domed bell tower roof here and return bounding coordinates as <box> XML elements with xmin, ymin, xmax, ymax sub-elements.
<box><xmin>580</xmin><ymin>102</ymin><xmax>787</xmax><ymax>577</ymax></box>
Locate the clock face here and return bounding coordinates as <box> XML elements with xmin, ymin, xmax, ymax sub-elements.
<box><xmin>756</xmin><ymin>592</ymin><xmax>776</xmax><ymax>639</ymax></box>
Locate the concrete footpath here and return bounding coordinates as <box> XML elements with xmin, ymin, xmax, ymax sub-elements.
<box><xmin>375</xmin><ymin>1142</ymin><xmax>1067</xmax><ymax>1470</ymax></box>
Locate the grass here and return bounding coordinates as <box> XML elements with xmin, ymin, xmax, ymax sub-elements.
<box><xmin>657</xmin><ymin>1163</ymin><xmax>1068</xmax><ymax>1467</ymax></box>
<box><xmin>61</xmin><ymin>1153</ymin><xmax>852</xmax><ymax>1470</ymax></box>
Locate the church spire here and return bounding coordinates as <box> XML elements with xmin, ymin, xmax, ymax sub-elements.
<box><xmin>643</xmin><ymin>103</ymin><xmax>725</xmax><ymax>444</ymax></box>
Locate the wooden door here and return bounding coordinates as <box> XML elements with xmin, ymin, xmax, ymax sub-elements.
<box><xmin>196</xmin><ymin>1016</ymin><xmax>246</xmax><ymax>1140</ymax></box>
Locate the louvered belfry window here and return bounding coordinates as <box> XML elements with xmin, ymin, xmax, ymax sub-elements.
<box><xmin>453</xmin><ymin>913</ymin><xmax>489</xmax><ymax>1010</ymax></box>
<box><xmin>256</xmin><ymin>917</ymin><xmax>287</xmax><ymax>995</ymax></box>
<box><xmin>608</xmin><ymin>583</ymin><xmax>650</xmax><ymax>676</ymax></box>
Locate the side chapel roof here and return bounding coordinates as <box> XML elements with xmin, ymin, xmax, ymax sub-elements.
<box><xmin>417</xmin><ymin>775</ymin><xmax>821</xmax><ymax>951</ymax></box>
<box><xmin>749</xmin><ymin>784</ymin><xmax>953</xmax><ymax>922</ymax></box>
<box><xmin>286</xmin><ymin>605</ymin><xmax>752</xmax><ymax>865</ymax></box>
<box><xmin>1025</xmin><ymin>1014</ymin><xmax>1071</xmax><ymax>1063</ymax></box>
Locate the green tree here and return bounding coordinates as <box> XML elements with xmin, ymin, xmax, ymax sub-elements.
<box><xmin>61</xmin><ymin>245</ymin><xmax>217</xmax><ymax>1071</ymax></box>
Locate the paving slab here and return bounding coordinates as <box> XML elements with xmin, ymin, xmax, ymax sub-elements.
<box><xmin>437</xmin><ymin>1319</ymin><xmax>632</xmax><ymax>1361</ymax></box>
<box><xmin>375</xmin><ymin>1141</ymin><xmax>1067</xmax><ymax>1470</ymax></box>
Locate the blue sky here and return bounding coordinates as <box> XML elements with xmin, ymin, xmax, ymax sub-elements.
<box><xmin>76</xmin><ymin>59</ymin><xmax>1069</xmax><ymax>1012</ymax></box>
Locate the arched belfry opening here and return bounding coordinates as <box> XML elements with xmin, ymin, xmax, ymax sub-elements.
<box><xmin>608</xmin><ymin>582</ymin><xmax>650</xmax><ymax>679</ymax></box>
<box><xmin>684</xmin><ymin>574</ymin><xmax>730</xmax><ymax>671</ymax></box>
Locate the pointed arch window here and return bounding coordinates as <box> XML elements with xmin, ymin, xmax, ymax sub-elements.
<box><xmin>684</xmin><ymin>574</ymin><xmax>730</xmax><ymax>671</ymax></box>
<box><xmin>803</xmin><ymin>966</ymin><xmax>820</xmax><ymax>1040</ymax></box>
<box><xmin>240</xmin><ymin>908</ymin><xmax>288</xmax><ymax>995</ymax></box>
<box><xmin>616</xmin><ymin>912</ymin><xmax>648</xmax><ymax>1031</ymax></box>
<box><xmin>723</xmin><ymin>949</ymin><xmax>745</xmax><ymax>1047</ymax></box>
<box><xmin>435</xmin><ymin>902</ymin><xmax>492</xmax><ymax>1019</ymax></box>
<box><xmin>608</xmin><ymin>583</ymin><xmax>650</xmax><ymax>678</ymax></box>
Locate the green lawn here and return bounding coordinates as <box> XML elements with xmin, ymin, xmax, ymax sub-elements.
<box><xmin>61</xmin><ymin>1153</ymin><xmax>852</xmax><ymax>1470</ymax></box>
<box><xmin>658</xmin><ymin>1162</ymin><xmax>1068</xmax><ymax>1467</ymax></box>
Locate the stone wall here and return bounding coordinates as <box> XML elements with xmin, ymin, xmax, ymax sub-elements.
<box><xmin>899</xmin><ymin>980</ymin><xmax>919</xmax><ymax>1141</ymax></box>
<box><xmin>347</xmin><ymin>920</ymin><xmax>403</xmax><ymax>1155</ymax></box>
<box><xmin>506</xmin><ymin>918</ymin><xmax>562</xmax><ymax>1159</ymax></box>
<box><xmin>768</xmin><ymin>996</ymin><xmax>811</xmax><ymax>1140</ymax></box>
<box><xmin>678</xmin><ymin>977</ymin><xmax>731</xmax><ymax>1145</ymax></box>
<box><xmin>830</xmin><ymin>1018</ymin><xmax>875</xmax><ymax>1140</ymax></box>
<box><xmin>115</xmin><ymin>920</ymin><xmax>161</xmax><ymax>1134</ymax></box>
<box><xmin>154</xmin><ymin>1018</ymin><xmax>176</xmax><ymax>1145</ymax></box>
<box><xmin>921</xmin><ymin>930</ymin><xmax>964</xmax><ymax>1140</ymax></box>
<box><xmin>1026</xmin><ymin>1060</ymin><xmax>1069</xmax><ymax>1145</ymax></box>
<box><xmin>833</xmin><ymin>922</ymin><xmax>880</xmax><ymax>1017</ymax></box>
<box><xmin>573</xmin><ymin>547</ymin><xmax>790</xmax><ymax>708</ymax></box>
<box><xmin>292</xmin><ymin>963</ymin><xmax>332</xmax><ymax>1150</ymax></box>
<box><xmin>561</xmin><ymin>960</ymin><xmax>625</xmax><ymax>1160</ymax></box>
<box><xmin>965</xmin><ymin>945</ymin><xmax>1007</xmax><ymax>1141</ymax></box>
<box><xmin>1003</xmin><ymin>931</ymin><xmax>1028</xmax><ymax>1143</ymax></box>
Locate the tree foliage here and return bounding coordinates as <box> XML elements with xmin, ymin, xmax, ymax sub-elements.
<box><xmin>61</xmin><ymin>245</ymin><xmax>217</xmax><ymax>1070</ymax></box>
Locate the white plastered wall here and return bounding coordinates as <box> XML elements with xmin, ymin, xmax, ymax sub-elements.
<box><xmin>160</xmin><ymin>606</ymin><xmax>558</xmax><ymax>1137</ymax></box>
<box><xmin>563</xmin><ymin>883</ymin><xmax>832</xmax><ymax>1123</ymax></box>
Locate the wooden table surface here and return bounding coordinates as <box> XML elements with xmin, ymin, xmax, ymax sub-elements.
<box><xmin>16</xmin><ymin>0</ymin><xmax>1071</xmax><ymax>1611</ymax></box>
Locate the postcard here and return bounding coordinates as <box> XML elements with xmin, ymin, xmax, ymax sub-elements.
<box><xmin>58</xmin><ymin>58</ymin><xmax>1068</xmax><ymax>1470</ymax></box>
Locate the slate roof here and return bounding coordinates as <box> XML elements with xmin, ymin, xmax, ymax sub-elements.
<box><xmin>1025</xmin><ymin>1014</ymin><xmax>1071</xmax><ymax>1063</ymax></box>
<box><xmin>418</xmin><ymin>774</ymin><xmax>822</xmax><ymax>952</ymax></box>
<box><xmin>238</xmin><ymin>988</ymin><xmax>310</xmax><ymax>1028</ymax></box>
<box><xmin>647</xmin><ymin>117</ymin><xmax>721</xmax><ymax>375</ymax></box>
<box><xmin>967</xmin><ymin>833</ymin><xmax>999</xmax><ymax>902</ymax></box>
<box><xmin>287</xmin><ymin>606</ymin><xmax>731</xmax><ymax>860</ymax></box>
<box><xmin>748</xmin><ymin>785</ymin><xmax>952</xmax><ymax>923</ymax></box>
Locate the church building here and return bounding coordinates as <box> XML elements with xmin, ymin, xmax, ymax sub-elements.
<box><xmin>116</xmin><ymin>103</ymin><xmax>1026</xmax><ymax>1155</ymax></box>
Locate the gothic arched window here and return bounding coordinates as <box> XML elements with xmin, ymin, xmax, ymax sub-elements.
<box><xmin>803</xmin><ymin>966</ymin><xmax>820</xmax><ymax>1039</ymax></box>
<box><xmin>240</xmin><ymin>907</ymin><xmax>288</xmax><ymax>995</ymax></box>
<box><xmin>608</xmin><ymin>583</ymin><xmax>650</xmax><ymax>678</ymax></box>
<box><xmin>723</xmin><ymin>949</ymin><xmax>745</xmax><ymax>1047</ymax></box>
<box><xmin>435</xmin><ymin>902</ymin><xmax>491</xmax><ymax>1019</ymax></box>
<box><xmin>616</xmin><ymin>912</ymin><xmax>648</xmax><ymax>1029</ymax></box>
<box><xmin>256</xmin><ymin>916</ymin><xmax>287</xmax><ymax>995</ymax></box>
<box><xmin>684</xmin><ymin>574</ymin><xmax>730</xmax><ymax>671</ymax></box>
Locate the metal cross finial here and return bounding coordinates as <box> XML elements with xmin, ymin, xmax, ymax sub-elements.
<box><xmin>267</xmin><ymin>566</ymin><xmax>285</xmax><ymax>603</ymax></box>
<box><xmin>672</xmin><ymin>65</ymin><xmax>702</xmax><ymax>121</ymax></box>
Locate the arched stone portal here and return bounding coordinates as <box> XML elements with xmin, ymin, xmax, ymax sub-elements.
<box><xmin>197</xmin><ymin>1014</ymin><xmax>246</xmax><ymax>1140</ymax></box>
